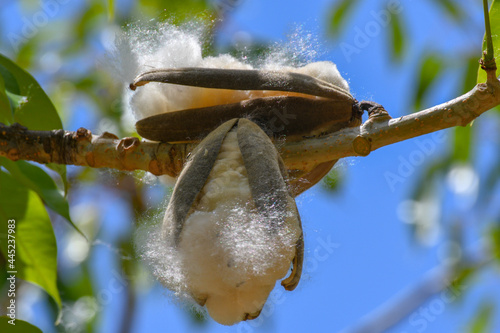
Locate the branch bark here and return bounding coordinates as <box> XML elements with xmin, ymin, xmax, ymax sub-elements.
<box><xmin>0</xmin><ymin>125</ymin><xmax>193</xmax><ymax>177</ymax></box>
<box><xmin>282</xmin><ymin>77</ymin><xmax>500</xmax><ymax>169</ymax></box>
<box><xmin>2</xmin><ymin>77</ymin><xmax>499</xmax><ymax>179</ymax></box>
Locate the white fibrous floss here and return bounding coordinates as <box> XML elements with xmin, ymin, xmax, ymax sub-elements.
<box><xmin>120</xmin><ymin>22</ymin><xmax>348</xmax><ymax>325</ymax></box>
<box><xmin>174</xmin><ymin>128</ymin><xmax>301</xmax><ymax>324</ymax></box>
<box><xmin>135</xmin><ymin>125</ymin><xmax>301</xmax><ymax>325</ymax></box>
<box><xmin>111</xmin><ymin>22</ymin><xmax>349</xmax><ymax>122</ymax></box>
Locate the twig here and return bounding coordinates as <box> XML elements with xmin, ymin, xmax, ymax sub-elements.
<box><xmin>1</xmin><ymin>79</ymin><xmax>500</xmax><ymax>179</ymax></box>
<box><xmin>339</xmin><ymin>241</ymin><xmax>492</xmax><ymax>333</ymax></box>
<box><xmin>0</xmin><ymin>124</ymin><xmax>193</xmax><ymax>177</ymax></box>
<box><xmin>281</xmin><ymin>78</ymin><xmax>500</xmax><ymax>168</ymax></box>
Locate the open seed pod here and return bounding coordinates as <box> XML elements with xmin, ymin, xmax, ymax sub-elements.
<box><xmin>131</xmin><ymin>64</ymin><xmax>363</xmax><ymax>194</ymax></box>
<box><xmin>164</xmin><ymin>118</ymin><xmax>303</xmax><ymax>325</ymax></box>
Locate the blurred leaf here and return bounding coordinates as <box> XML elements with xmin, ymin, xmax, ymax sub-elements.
<box><xmin>434</xmin><ymin>0</ymin><xmax>463</xmax><ymax>21</ymax></box>
<box><xmin>463</xmin><ymin>57</ymin><xmax>481</xmax><ymax>93</ymax></box>
<box><xmin>0</xmin><ymin>54</ymin><xmax>63</xmax><ymax>131</ymax></box>
<box><xmin>451</xmin><ymin>263</ymin><xmax>478</xmax><ymax>300</ymax></box>
<box><xmin>14</xmin><ymin>35</ymin><xmax>37</xmax><ymax>70</ymax></box>
<box><xmin>327</xmin><ymin>0</ymin><xmax>360</xmax><ymax>36</ymax></box>
<box><xmin>408</xmin><ymin>156</ymin><xmax>452</xmax><ymax>241</ymax></box>
<box><xmin>322</xmin><ymin>168</ymin><xmax>344</xmax><ymax>192</ymax></box>
<box><xmin>0</xmin><ymin>74</ymin><xmax>13</xmax><ymax>124</ymax></box>
<box><xmin>388</xmin><ymin>6</ymin><xmax>405</xmax><ymax>61</ymax></box>
<box><xmin>139</xmin><ymin>0</ymin><xmax>212</xmax><ymax>24</ymax></box>
<box><xmin>0</xmin><ymin>316</ymin><xmax>42</xmax><ymax>333</ymax></box>
<box><xmin>188</xmin><ymin>307</ymin><xmax>207</xmax><ymax>325</ymax></box>
<box><xmin>482</xmin><ymin>156</ymin><xmax>500</xmax><ymax>201</ymax></box>
<box><xmin>478</xmin><ymin>0</ymin><xmax>500</xmax><ymax>83</ymax></box>
<box><xmin>107</xmin><ymin>0</ymin><xmax>115</xmax><ymax>21</ymax></box>
<box><xmin>467</xmin><ymin>303</ymin><xmax>494</xmax><ymax>333</ymax></box>
<box><xmin>452</xmin><ymin>126</ymin><xmax>472</xmax><ymax>162</ymax></box>
<box><xmin>413</xmin><ymin>54</ymin><xmax>443</xmax><ymax>110</ymax></box>
<box><xmin>0</xmin><ymin>158</ymin><xmax>84</xmax><ymax>238</ymax></box>
<box><xmin>74</xmin><ymin>1</ymin><xmax>106</xmax><ymax>41</ymax></box>
<box><xmin>0</xmin><ymin>171</ymin><xmax>62</xmax><ymax>317</ymax></box>
<box><xmin>412</xmin><ymin>156</ymin><xmax>451</xmax><ymax>199</ymax></box>
<box><xmin>223</xmin><ymin>42</ymin><xmax>274</xmax><ymax>66</ymax></box>
<box><xmin>57</xmin><ymin>265</ymin><xmax>95</xmax><ymax>301</ymax></box>
<box><xmin>491</xmin><ymin>224</ymin><xmax>500</xmax><ymax>263</ymax></box>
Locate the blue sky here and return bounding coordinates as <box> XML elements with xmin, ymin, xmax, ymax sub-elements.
<box><xmin>1</xmin><ymin>0</ymin><xmax>500</xmax><ymax>332</ymax></box>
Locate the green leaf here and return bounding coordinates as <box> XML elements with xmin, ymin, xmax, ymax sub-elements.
<box><xmin>412</xmin><ymin>156</ymin><xmax>451</xmax><ymax>198</ymax></box>
<box><xmin>413</xmin><ymin>54</ymin><xmax>443</xmax><ymax>110</ymax></box>
<box><xmin>0</xmin><ymin>171</ymin><xmax>61</xmax><ymax>317</ymax></box>
<box><xmin>463</xmin><ymin>57</ymin><xmax>481</xmax><ymax>93</ymax></box>
<box><xmin>0</xmin><ymin>54</ymin><xmax>68</xmax><ymax>187</ymax></box>
<box><xmin>5</xmin><ymin>90</ymin><xmax>28</xmax><ymax>112</ymax></box>
<box><xmin>0</xmin><ymin>168</ymin><xmax>28</xmax><ymax>220</ymax></box>
<box><xmin>0</xmin><ymin>316</ymin><xmax>43</xmax><ymax>333</ymax></box>
<box><xmin>452</xmin><ymin>57</ymin><xmax>482</xmax><ymax>162</ymax></box>
<box><xmin>139</xmin><ymin>0</ymin><xmax>212</xmax><ymax>24</ymax></box>
<box><xmin>0</xmin><ymin>74</ymin><xmax>13</xmax><ymax>125</ymax></box>
<box><xmin>107</xmin><ymin>0</ymin><xmax>115</xmax><ymax>21</ymax></box>
<box><xmin>74</xmin><ymin>1</ymin><xmax>106</xmax><ymax>41</ymax></box>
<box><xmin>482</xmin><ymin>156</ymin><xmax>500</xmax><ymax>201</ymax></box>
<box><xmin>0</xmin><ymin>54</ymin><xmax>62</xmax><ymax>131</ymax></box>
<box><xmin>47</xmin><ymin>163</ymin><xmax>70</xmax><ymax>196</ymax></box>
<box><xmin>434</xmin><ymin>0</ymin><xmax>463</xmax><ymax>21</ymax></box>
<box><xmin>322</xmin><ymin>168</ymin><xmax>344</xmax><ymax>193</ymax></box>
<box><xmin>452</xmin><ymin>126</ymin><xmax>472</xmax><ymax>162</ymax></box>
<box><xmin>327</xmin><ymin>0</ymin><xmax>359</xmax><ymax>36</ymax></box>
<box><xmin>478</xmin><ymin>0</ymin><xmax>500</xmax><ymax>83</ymax></box>
<box><xmin>0</xmin><ymin>158</ymin><xmax>84</xmax><ymax>237</ymax></box>
<box><xmin>388</xmin><ymin>7</ymin><xmax>405</xmax><ymax>61</ymax></box>
<box><xmin>491</xmin><ymin>224</ymin><xmax>500</xmax><ymax>263</ymax></box>
<box><xmin>467</xmin><ymin>302</ymin><xmax>494</xmax><ymax>333</ymax></box>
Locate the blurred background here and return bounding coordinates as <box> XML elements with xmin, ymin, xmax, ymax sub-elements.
<box><xmin>1</xmin><ymin>0</ymin><xmax>500</xmax><ymax>332</ymax></box>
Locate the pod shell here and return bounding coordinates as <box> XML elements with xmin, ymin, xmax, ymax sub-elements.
<box><xmin>163</xmin><ymin>118</ymin><xmax>303</xmax><ymax>290</ymax></box>
<box><xmin>131</xmin><ymin>67</ymin><xmax>353</xmax><ymax>101</ymax></box>
<box><xmin>136</xmin><ymin>96</ymin><xmax>359</xmax><ymax>143</ymax></box>
<box><xmin>133</xmin><ymin>67</ymin><xmax>362</xmax><ymax>195</ymax></box>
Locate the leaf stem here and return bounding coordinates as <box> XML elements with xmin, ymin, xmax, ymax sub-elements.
<box><xmin>483</xmin><ymin>0</ymin><xmax>494</xmax><ymax>62</ymax></box>
<box><xmin>481</xmin><ymin>0</ymin><xmax>497</xmax><ymax>81</ymax></box>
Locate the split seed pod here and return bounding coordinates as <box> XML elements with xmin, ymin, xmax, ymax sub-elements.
<box><xmin>163</xmin><ymin>118</ymin><xmax>303</xmax><ymax>325</ymax></box>
<box><xmin>131</xmin><ymin>66</ymin><xmax>363</xmax><ymax>194</ymax></box>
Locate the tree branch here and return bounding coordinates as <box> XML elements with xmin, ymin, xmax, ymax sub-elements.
<box><xmin>0</xmin><ymin>124</ymin><xmax>193</xmax><ymax>177</ymax></box>
<box><xmin>339</xmin><ymin>240</ymin><xmax>492</xmax><ymax>333</ymax></box>
<box><xmin>282</xmin><ymin>77</ymin><xmax>500</xmax><ymax>169</ymax></box>
<box><xmin>1</xmin><ymin>78</ymin><xmax>500</xmax><ymax>180</ymax></box>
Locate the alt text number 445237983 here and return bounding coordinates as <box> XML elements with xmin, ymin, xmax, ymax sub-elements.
<box><xmin>6</xmin><ymin>219</ymin><xmax>17</xmax><ymax>325</ymax></box>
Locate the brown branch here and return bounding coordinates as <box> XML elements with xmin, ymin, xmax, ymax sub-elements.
<box><xmin>0</xmin><ymin>124</ymin><xmax>193</xmax><ymax>177</ymax></box>
<box><xmin>1</xmin><ymin>78</ymin><xmax>500</xmax><ymax>181</ymax></box>
<box><xmin>283</xmin><ymin>77</ymin><xmax>500</xmax><ymax>169</ymax></box>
